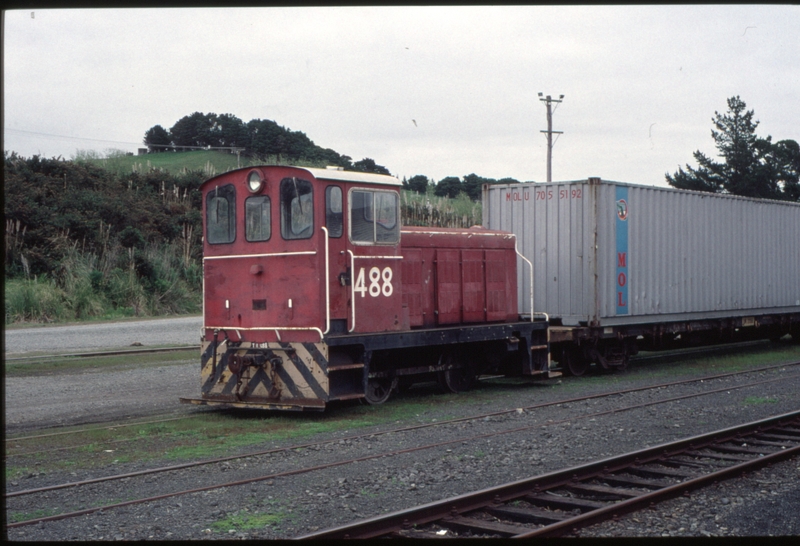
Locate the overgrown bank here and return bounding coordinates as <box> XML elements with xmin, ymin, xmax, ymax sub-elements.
<box><xmin>5</xmin><ymin>153</ymin><xmax>205</xmax><ymax>324</ymax></box>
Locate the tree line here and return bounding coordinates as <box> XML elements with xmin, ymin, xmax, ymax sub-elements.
<box><xmin>144</xmin><ymin>112</ymin><xmax>391</xmax><ymax>175</ymax></box>
<box><xmin>402</xmin><ymin>173</ymin><xmax>526</xmax><ymax>201</ymax></box>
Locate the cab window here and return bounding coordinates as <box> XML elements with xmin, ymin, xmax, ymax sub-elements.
<box><xmin>280</xmin><ymin>177</ymin><xmax>313</xmax><ymax>240</ymax></box>
<box><xmin>350</xmin><ymin>189</ymin><xmax>399</xmax><ymax>244</ymax></box>
<box><xmin>245</xmin><ymin>195</ymin><xmax>271</xmax><ymax>242</ymax></box>
<box><xmin>326</xmin><ymin>186</ymin><xmax>343</xmax><ymax>238</ymax></box>
<box><xmin>206</xmin><ymin>184</ymin><xmax>236</xmax><ymax>244</ymax></box>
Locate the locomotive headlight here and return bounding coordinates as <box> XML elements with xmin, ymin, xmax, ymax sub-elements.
<box><xmin>247</xmin><ymin>170</ymin><xmax>264</xmax><ymax>193</ymax></box>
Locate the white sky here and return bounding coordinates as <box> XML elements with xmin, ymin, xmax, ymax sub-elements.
<box><xmin>3</xmin><ymin>6</ymin><xmax>799</xmax><ymax>187</ymax></box>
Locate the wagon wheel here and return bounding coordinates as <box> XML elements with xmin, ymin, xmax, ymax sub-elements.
<box><xmin>437</xmin><ymin>349</ymin><xmax>476</xmax><ymax>394</ymax></box>
<box><xmin>364</xmin><ymin>377</ymin><xmax>397</xmax><ymax>405</ymax></box>
<box><xmin>561</xmin><ymin>346</ymin><xmax>589</xmax><ymax>377</ymax></box>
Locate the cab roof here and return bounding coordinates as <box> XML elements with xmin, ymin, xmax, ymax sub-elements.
<box><xmin>201</xmin><ymin>165</ymin><xmax>402</xmax><ymax>189</ymax></box>
<box><xmin>304</xmin><ymin>167</ymin><xmax>401</xmax><ymax>186</ymax></box>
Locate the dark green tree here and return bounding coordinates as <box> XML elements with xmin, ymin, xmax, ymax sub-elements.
<box><xmin>434</xmin><ymin>176</ymin><xmax>463</xmax><ymax>198</ymax></box>
<box><xmin>143</xmin><ymin>125</ymin><xmax>172</xmax><ymax>152</ymax></box>
<box><xmin>462</xmin><ymin>173</ymin><xmax>495</xmax><ymax>201</ymax></box>
<box><xmin>403</xmin><ymin>175</ymin><xmax>430</xmax><ymax>194</ymax></box>
<box><xmin>666</xmin><ymin>96</ymin><xmax>796</xmax><ymax>200</ymax></box>
<box><xmin>352</xmin><ymin>158</ymin><xmax>391</xmax><ymax>175</ymax></box>
<box><xmin>169</xmin><ymin>112</ymin><xmax>218</xmax><ymax>150</ymax></box>
<box><xmin>496</xmin><ymin>177</ymin><xmax>522</xmax><ymax>185</ymax></box>
<box><xmin>246</xmin><ymin>118</ymin><xmax>284</xmax><ymax>158</ymax></box>
<box><xmin>213</xmin><ymin>113</ymin><xmax>249</xmax><ymax>148</ymax></box>
<box><xmin>768</xmin><ymin>139</ymin><xmax>800</xmax><ymax>201</ymax></box>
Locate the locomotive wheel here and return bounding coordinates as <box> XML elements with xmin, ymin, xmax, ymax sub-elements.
<box><xmin>561</xmin><ymin>346</ymin><xmax>589</xmax><ymax>377</ymax></box>
<box><xmin>438</xmin><ymin>350</ymin><xmax>476</xmax><ymax>393</ymax></box>
<box><xmin>364</xmin><ymin>377</ymin><xmax>397</xmax><ymax>405</ymax></box>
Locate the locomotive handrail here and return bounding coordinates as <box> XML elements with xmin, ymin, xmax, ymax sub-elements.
<box><xmin>347</xmin><ymin>250</ymin><xmax>356</xmax><ymax>332</ymax></box>
<box><xmin>515</xmin><ymin>238</ymin><xmax>534</xmax><ymax>323</ymax></box>
<box><xmin>203</xmin><ymin>326</ymin><xmax>324</xmax><ymax>343</ymax></box>
<box><xmin>322</xmin><ymin>227</ymin><xmax>331</xmax><ymax>335</ymax></box>
<box><xmin>514</xmin><ymin>239</ymin><xmax>549</xmax><ymax>322</ymax></box>
<box><xmin>203</xmin><ymin>250</ymin><xmax>317</xmax><ymax>260</ymax></box>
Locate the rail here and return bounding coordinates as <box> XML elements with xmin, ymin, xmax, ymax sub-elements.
<box><xmin>296</xmin><ymin>410</ymin><xmax>800</xmax><ymax>539</ymax></box>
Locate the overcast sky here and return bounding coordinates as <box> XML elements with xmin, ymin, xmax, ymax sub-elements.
<box><xmin>3</xmin><ymin>6</ymin><xmax>799</xmax><ymax>187</ymax></box>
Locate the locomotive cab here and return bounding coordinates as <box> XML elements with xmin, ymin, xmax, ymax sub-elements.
<box><xmin>194</xmin><ymin>165</ymin><xmax>405</xmax><ymax>410</ymax></box>
<box><xmin>202</xmin><ymin>165</ymin><xmax>404</xmax><ymax>342</ymax></box>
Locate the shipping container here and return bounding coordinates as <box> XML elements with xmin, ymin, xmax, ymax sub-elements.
<box><xmin>483</xmin><ymin>178</ymin><xmax>800</xmax><ymax>327</ymax></box>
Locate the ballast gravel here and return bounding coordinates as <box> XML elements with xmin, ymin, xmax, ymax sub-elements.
<box><xmin>5</xmin><ymin>342</ymin><xmax>800</xmax><ymax>540</ymax></box>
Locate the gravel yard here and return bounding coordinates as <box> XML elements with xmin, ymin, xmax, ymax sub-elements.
<box><xmin>3</xmin><ymin>315</ymin><xmax>202</xmax><ymax>356</ymax></box>
<box><xmin>4</xmin><ymin>316</ymin><xmax>203</xmax><ymax>433</ymax></box>
<box><xmin>5</xmin><ymin>342</ymin><xmax>800</xmax><ymax>540</ymax></box>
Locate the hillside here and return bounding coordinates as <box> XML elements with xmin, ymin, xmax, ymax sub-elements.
<box><xmin>86</xmin><ymin>150</ymin><xmax>300</xmax><ymax>177</ymax></box>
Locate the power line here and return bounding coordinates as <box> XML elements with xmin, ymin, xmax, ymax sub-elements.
<box><xmin>3</xmin><ymin>128</ymin><xmax>245</xmax><ymax>153</ymax></box>
<box><xmin>3</xmin><ymin>127</ymin><xmax>141</xmax><ymax>146</ymax></box>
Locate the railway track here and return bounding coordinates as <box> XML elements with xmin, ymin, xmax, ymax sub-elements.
<box><xmin>296</xmin><ymin>410</ymin><xmax>800</xmax><ymax>539</ymax></box>
<box><xmin>3</xmin><ymin>345</ymin><xmax>197</xmax><ymax>363</ymax></box>
<box><xmin>6</xmin><ymin>363</ymin><xmax>799</xmax><ymax>529</ymax></box>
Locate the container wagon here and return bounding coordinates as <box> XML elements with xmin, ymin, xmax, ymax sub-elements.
<box><xmin>483</xmin><ymin>178</ymin><xmax>800</xmax><ymax>375</ymax></box>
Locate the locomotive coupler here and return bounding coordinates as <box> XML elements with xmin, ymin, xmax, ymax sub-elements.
<box><xmin>228</xmin><ymin>353</ymin><xmax>267</xmax><ymax>376</ymax></box>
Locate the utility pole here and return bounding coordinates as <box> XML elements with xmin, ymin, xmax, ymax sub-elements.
<box><xmin>538</xmin><ymin>93</ymin><xmax>564</xmax><ymax>182</ymax></box>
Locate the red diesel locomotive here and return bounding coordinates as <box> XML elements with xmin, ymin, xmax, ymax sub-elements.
<box><xmin>180</xmin><ymin>165</ymin><xmax>551</xmax><ymax>411</ymax></box>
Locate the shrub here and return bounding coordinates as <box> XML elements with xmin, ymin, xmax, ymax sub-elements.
<box><xmin>5</xmin><ymin>277</ymin><xmax>68</xmax><ymax>324</ymax></box>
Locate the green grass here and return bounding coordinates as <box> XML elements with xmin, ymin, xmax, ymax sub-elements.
<box><xmin>401</xmin><ymin>189</ymin><xmax>482</xmax><ymax>227</ymax></box>
<box><xmin>8</xmin><ymin>508</ymin><xmax>60</xmax><ymax>523</ymax></box>
<box><xmin>4</xmin><ymin>277</ymin><xmax>69</xmax><ymax>324</ymax></box>
<box><xmin>84</xmin><ymin>149</ymin><xmax>330</xmax><ymax>177</ymax></box>
<box><xmin>4</xmin><ymin>390</ymin><xmax>464</xmax><ymax>479</ymax></box>
<box><xmin>5</xmin><ymin>241</ymin><xmax>202</xmax><ymax>326</ymax></box>
<box><xmin>211</xmin><ymin>507</ymin><xmax>295</xmax><ymax>532</ymax></box>
<box><xmin>86</xmin><ymin>150</ymin><xmax>247</xmax><ymax>176</ymax></box>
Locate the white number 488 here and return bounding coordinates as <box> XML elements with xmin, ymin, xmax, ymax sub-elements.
<box><xmin>354</xmin><ymin>266</ymin><xmax>393</xmax><ymax>297</ymax></box>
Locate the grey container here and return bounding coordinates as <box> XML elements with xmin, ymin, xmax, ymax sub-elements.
<box><xmin>482</xmin><ymin>179</ymin><xmax>800</xmax><ymax>327</ymax></box>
